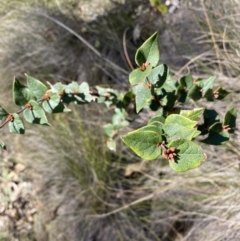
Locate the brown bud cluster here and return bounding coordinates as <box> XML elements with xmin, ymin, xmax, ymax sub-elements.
<box><xmin>163</xmin><ymin>147</ymin><xmax>177</xmax><ymax>162</ymax></box>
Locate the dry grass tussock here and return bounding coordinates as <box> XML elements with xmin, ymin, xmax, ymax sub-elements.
<box><xmin>0</xmin><ymin>0</ymin><xmax>240</xmax><ymax>241</ymax></box>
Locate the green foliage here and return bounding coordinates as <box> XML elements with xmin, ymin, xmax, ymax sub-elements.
<box><xmin>0</xmin><ymin>32</ymin><xmax>237</xmax><ymax>172</ymax></box>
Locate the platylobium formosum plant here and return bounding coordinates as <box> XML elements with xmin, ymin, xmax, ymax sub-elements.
<box><xmin>0</xmin><ymin>32</ymin><xmax>237</xmax><ymax>172</ymax></box>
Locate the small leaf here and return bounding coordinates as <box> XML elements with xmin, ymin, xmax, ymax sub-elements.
<box><xmin>203</xmin><ymin>109</ymin><xmax>220</xmax><ymax>126</ymax></box>
<box><xmin>107</xmin><ymin>138</ymin><xmax>116</xmax><ymax>151</ymax></box>
<box><xmin>158</xmin><ymin>78</ymin><xmax>178</xmax><ymax>95</ymax></box>
<box><xmin>157</xmin><ymin>4</ymin><xmax>168</xmax><ymax>13</ymax></box>
<box><xmin>167</xmin><ymin>139</ymin><xmax>207</xmax><ymax>172</ymax></box>
<box><xmin>112</xmin><ymin>109</ymin><xmax>129</xmax><ymax>127</ymax></box>
<box><xmin>121</xmin><ymin>126</ymin><xmax>162</xmax><ymax>160</ymax></box>
<box><xmin>159</xmin><ymin>92</ymin><xmax>177</xmax><ymax>110</ymax></box>
<box><xmin>26</xmin><ymin>74</ymin><xmax>48</xmax><ymax>100</ymax></box>
<box><xmin>0</xmin><ymin>141</ymin><xmax>6</xmax><ymax>150</ymax></box>
<box><xmin>135</xmin><ymin>32</ymin><xmax>159</xmax><ymax>67</ymax></box>
<box><xmin>180</xmin><ymin>108</ymin><xmax>204</xmax><ymax>121</ymax></box>
<box><xmin>188</xmin><ymin>85</ymin><xmax>202</xmax><ymax>101</ymax></box>
<box><xmin>42</xmin><ymin>93</ymin><xmax>71</xmax><ymax>113</ymax></box>
<box><xmin>65</xmin><ymin>81</ymin><xmax>79</xmax><ymax>94</ymax></box>
<box><xmin>214</xmin><ymin>87</ymin><xmax>229</xmax><ymax>100</ymax></box>
<box><xmin>129</xmin><ymin>65</ymin><xmax>152</xmax><ymax>85</ymax></box>
<box><xmin>78</xmin><ymin>82</ymin><xmax>92</xmax><ymax>102</ymax></box>
<box><xmin>163</xmin><ymin>114</ymin><xmax>198</xmax><ymax>140</ymax></box>
<box><xmin>23</xmin><ymin>100</ymin><xmax>49</xmax><ymax>125</ymax></box>
<box><xmin>148</xmin><ymin>114</ymin><xmax>165</xmax><ymax>125</ymax></box>
<box><xmin>0</xmin><ymin>106</ymin><xmax>8</xmax><ymax>120</ymax></box>
<box><xmin>13</xmin><ymin>78</ymin><xmax>35</xmax><ymax>106</ymax></box>
<box><xmin>197</xmin><ymin>76</ymin><xmax>216</xmax><ymax>97</ymax></box>
<box><xmin>179</xmin><ymin>74</ymin><xmax>194</xmax><ymax>90</ymax></box>
<box><xmin>133</xmin><ymin>82</ymin><xmax>152</xmax><ymax>113</ymax></box>
<box><xmin>51</xmin><ymin>82</ymin><xmax>66</xmax><ymax>93</ymax></box>
<box><xmin>104</xmin><ymin>124</ymin><xmax>117</xmax><ymax>138</ymax></box>
<box><xmin>224</xmin><ymin>107</ymin><xmax>237</xmax><ymax>133</ymax></box>
<box><xmin>8</xmin><ymin>113</ymin><xmax>25</xmax><ymax>134</ymax></box>
<box><xmin>148</xmin><ymin>64</ymin><xmax>167</xmax><ymax>87</ymax></box>
<box><xmin>201</xmin><ymin>131</ymin><xmax>229</xmax><ymax>145</ymax></box>
<box><xmin>209</xmin><ymin>122</ymin><xmax>223</xmax><ymax>133</ymax></box>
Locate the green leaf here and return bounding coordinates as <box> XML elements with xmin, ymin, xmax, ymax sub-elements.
<box><xmin>148</xmin><ymin>114</ymin><xmax>165</xmax><ymax>125</ymax></box>
<box><xmin>133</xmin><ymin>82</ymin><xmax>152</xmax><ymax>113</ymax></box>
<box><xmin>121</xmin><ymin>126</ymin><xmax>163</xmax><ymax>160</ymax></box>
<box><xmin>13</xmin><ymin>78</ymin><xmax>35</xmax><ymax>106</ymax></box>
<box><xmin>188</xmin><ymin>85</ymin><xmax>202</xmax><ymax>101</ymax></box>
<box><xmin>178</xmin><ymin>74</ymin><xmax>194</xmax><ymax>103</ymax></box>
<box><xmin>224</xmin><ymin>107</ymin><xmax>237</xmax><ymax>133</ymax></box>
<box><xmin>107</xmin><ymin>138</ymin><xmax>116</xmax><ymax>152</ymax></box>
<box><xmin>0</xmin><ymin>106</ymin><xmax>8</xmax><ymax>120</ymax></box>
<box><xmin>157</xmin><ymin>4</ymin><xmax>168</xmax><ymax>13</ymax></box>
<box><xmin>104</xmin><ymin>124</ymin><xmax>117</xmax><ymax>138</ymax></box>
<box><xmin>203</xmin><ymin>109</ymin><xmax>220</xmax><ymax>126</ymax></box>
<box><xmin>209</xmin><ymin>122</ymin><xmax>223</xmax><ymax>132</ymax></box>
<box><xmin>197</xmin><ymin>76</ymin><xmax>216</xmax><ymax>97</ymax></box>
<box><xmin>149</xmin><ymin>0</ymin><xmax>160</xmax><ymax>6</ymax></box>
<box><xmin>23</xmin><ymin>100</ymin><xmax>49</xmax><ymax>125</ymax></box>
<box><xmin>65</xmin><ymin>81</ymin><xmax>79</xmax><ymax>94</ymax></box>
<box><xmin>159</xmin><ymin>92</ymin><xmax>177</xmax><ymax>110</ymax></box>
<box><xmin>135</xmin><ymin>32</ymin><xmax>159</xmax><ymax>67</ymax></box>
<box><xmin>51</xmin><ymin>82</ymin><xmax>66</xmax><ymax>93</ymax></box>
<box><xmin>214</xmin><ymin>87</ymin><xmax>229</xmax><ymax>100</ymax></box>
<box><xmin>140</xmin><ymin>124</ymin><xmax>162</xmax><ymax>133</ymax></box>
<box><xmin>201</xmin><ymin>130</ymin><xmax>229</xmax><ymax>145</ymax></box>
<box><xmin>8</xmin><ymin>113</ymin><xmax>25</xmax><ymax>134</ymax></box>
<box><xmin>148</xmin><ymin>64</ymin><xmax>167</xmax><ymax>87</ymax></box>
<box><xmin>179</xmin><ymin>74</ymin><xmax>194</xmax><ymax>90</ymax></box>
<box><xmin>201</xmin><ymin>121</ymin><xmax>230</xmax><ymax>145</ymax></box>
<box><xmin>163</xmin><ymin>114</ymin><xmax>198</xmax><ymax>140</ymax></box>
<box><xmin>0</xmin><ymin>141</ymin><xmax>6</xmax><ymax>150</ymax></box>
<box><xmin>26</xmin><ymin>74</ymin><xmax>48</xmax><ymax>100</ymax></box>
<box><xmin>112</xmin><ymin>109</ymin><xmax>129</xmax><ymax>127</ymax></box>
<box><xmin>42</xmin><ymin>93</ymin><xmax>71</xmax><ymax>113</ymax></box>
<box><xmin>129</xmin><ymin>65</ymin><xmax>152</xmax><ymax>85</ymax></box>
<box><xmin>167</xmin><ymin>139</ymin><xmax>207</xmax><ymax>172</ymax></box>
<box><xmin>157</xmin><ymin>78</ymin><xmax>178</xmax><ymax>95</ymax></box>
<box><xmin>78</xmin><ymin>82</ymin><xmax>92</xmax><ymax>102</ymax></box>
<box><xmin>180</xmin><ymin>108</ymin><xmax>204</xmax><ymax>121</ymax></box>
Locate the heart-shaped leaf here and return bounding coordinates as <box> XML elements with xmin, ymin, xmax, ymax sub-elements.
<box><xmin>8</xmin><ymin>113</ymin><xmax>25</xmax><ymax>134</ymax></box>
<box><xmin>26</xmin><ymin>74</ymin><xmax>48</xmax><ymax>100</ymax></box>
<box><xmin>167</xmin><ymin>139</ymin><xmax>207</xmax><ymax>172</ymax></box>
<box><xmin>135</xmin><ymin>32</ymin><xmax>159</xmax><ymax>67</ymax></box>
<box><xmin>129</xmin><ymin>65</ymin><xmax>152</xmax><ymax>85</ymax></box>
<box><xmin>121</xmin><ymin>126</ymin><xmax>162</xmax><ymax>160</ymax></box>
<box><xmin>214</xmin><ymin>87</ymin><xmax>229</xmax><ymax>100</ymax></box>
<box><xmin>107</xmin><ymin>138</ymin><xmax>116</xmax><ymax>151</ymax></box>
<box><xmin>224</xmin><ymin>107</ymin><xmax>237</xmax><ymax>133</ymax></box>
<box><xmin>13</xmin><ymin>78</ymin><xmax>35</xmax><ymax>106</ymax></box>
<box><xmin>148</xmin><ymin>64</ymin><xmax>167</xmax><ymax>87</ymax></box>
<box><xmin>23</xmin><ymin>100</ymin><xmax>49</xmax><ymax>125</ymax></box>
<box><xmin>180</xmin><ymin>108</ymin><xmax>204</xmax><ymax>121</ymax></box>
<box><xmin>42</xmin><ymin>93</ymin><xmax>71</xmax><ymax>113</ymax></box>
<box><xmin>133</xmin><ymin>83</ymin><xmax>152</xmax><ymax>113</ymax></box>
<box><xmin>163</xmin><ymin>114</ymin><xmax>198</xmax><ymax>140</ymax></box>
<box><xmin>201</xmin><ymin>130</ymin><xmax>230</xmax><ymax>145</ymax></box>
<box><xmin>197</xmin><ymin>76</ymin><xmax>216</xmax><ymax>97</ymax></box>
<box><xmin>78</xmin><ymin>82</ymin><xmax>92</xmax><ymax>102</ymax></box>
<box><xmin>148</xmin><ymin>114</ymin><xmax>165</xmax><ymax>125</ymax></box>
